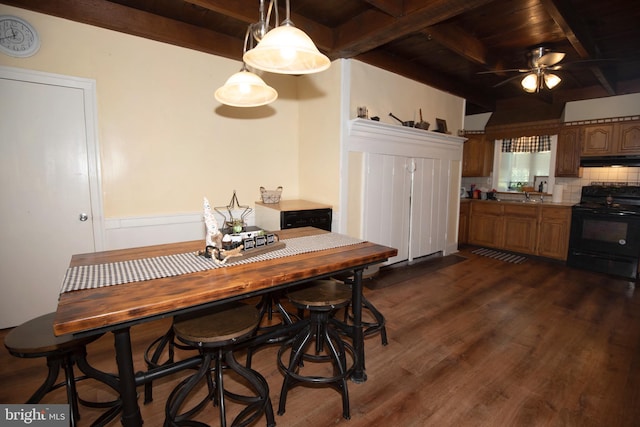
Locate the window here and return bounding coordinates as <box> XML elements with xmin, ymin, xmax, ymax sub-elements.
<box><xmin>492</xmin><ymin>135</ymin><xmax>557</xmax><ymax>192</ymax></box>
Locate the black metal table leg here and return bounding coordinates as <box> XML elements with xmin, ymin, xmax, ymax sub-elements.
<box><xmin>350</xmin><ymin>268</ymin><xmax>367</xmax><ymax>383</ymax></box>
<box><xmin>113</xmin><ymin>328</ymin><xmax>143</xmax><ymax>427</ymax></box>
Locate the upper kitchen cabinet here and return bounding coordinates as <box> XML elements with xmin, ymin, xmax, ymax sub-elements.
<box><xmin>462</xmin><ymin>134</ymin><xmax>494</xmax><ymax>177</ymax></box>
<box><xmin>555</xmin><ymin>126</ymin><xmax>582</xmax><ymax>177</ymax></box>
<box><xmin>581</xmin><ymin>123</ymin><xmax>615</xmax><ymax>156</ymax></box>
<box><xmin>580</xmin><ymin>118</ymin><xmax>640</xmax><ymax>156</ymax></box>
<box><xmin>617</xmin><ymin>121</ymin><xmax>640</xmax><ymax>154</ymax></box>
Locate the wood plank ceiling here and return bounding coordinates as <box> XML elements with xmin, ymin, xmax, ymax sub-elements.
<box><xmin>4</xmin><ymin>0</ymin><xmax>640</xmax><ymax>116</ymax></box>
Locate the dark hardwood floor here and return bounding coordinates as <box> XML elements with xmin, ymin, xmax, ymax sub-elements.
<box><xmin>2</xmin><ymin>246</ymin><xmax>640</xmax><ymax>426</ymax></box>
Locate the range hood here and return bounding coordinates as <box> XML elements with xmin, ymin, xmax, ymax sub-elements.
<box><xmin>580</xmin><ymin>155</ymin><xmax>640</xmax><ymax>167</ymax></box>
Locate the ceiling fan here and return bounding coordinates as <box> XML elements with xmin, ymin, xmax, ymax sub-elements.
<box><xmin>480</xmin><ymin>46</ymin><xmax>566</xmax><ymax>93</ymax></box>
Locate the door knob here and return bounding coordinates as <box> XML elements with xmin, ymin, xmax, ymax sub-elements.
<box><xmin>79</xmin><ymin>213</ymin><xmax>89</xmax><ymax>222</ymax></box>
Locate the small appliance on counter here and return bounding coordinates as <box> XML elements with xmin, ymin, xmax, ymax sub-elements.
<box><xmin>254</xmin><ymin>200</ymin><xmax>332</xmax><ymax>231</ymax></box>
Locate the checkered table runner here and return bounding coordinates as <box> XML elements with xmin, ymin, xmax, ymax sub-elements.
<box><xmin>60</xmin><ymin>233</ymin><xmax>364</xmax><ymax>294</ymax></box>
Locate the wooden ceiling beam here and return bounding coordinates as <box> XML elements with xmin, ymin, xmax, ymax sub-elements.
<box><xmin>363</xmin><ymin>0</ymin><xmax>404</xmax><ymax>18</ymax></box>
<box><xmin>541</xmin><ymin>0</ymin><xmax>616</xmax><ymax>95</ymax></box>
<box><xmin>331</xmin><ymin>0</ymin><xmax>495</xmax><ymax>58</ymax></box>
<box><xmin>2</xmin><ymin>0</ymin><xmax>244</xmax><ymax>59</ymax></box>
<box><xmin>185</xmin><ymin>0</ymin><xmax>334</xmax><ymax>52</ymax></box>
<box><xmin>423</xmin><ymin>23</ymin><xmax>490</xmax><ymax>66</ymax></box>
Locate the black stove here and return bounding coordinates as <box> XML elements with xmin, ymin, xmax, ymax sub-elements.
<box><xmin>568</xmin><ymin>182</ymin><xmax>640</xmax><ymax>279</ymax></box>
<box><xmin>576</xmin><ymin>183</ymin><xmax>640</xmax><ymax>211</ymax></box>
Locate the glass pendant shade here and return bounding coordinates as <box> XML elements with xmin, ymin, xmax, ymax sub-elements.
<box><xmin>544</xmin><ymin>73</ymin><xmax>561</xmax><ymax>89</ymax></box>
<box><xmin>521</xmin><ymin>73</ymin><xmax>538</xmax><ymax>93</ymax></box>
<box><xmin>243</xmin><ymin>23</ymin><xmax>330</xmax><ymax>74</ymax></box>
<box><xmin>214</xmin><ymin>70</ymin><xmax>277</xmax><ymax>107</ymax></box>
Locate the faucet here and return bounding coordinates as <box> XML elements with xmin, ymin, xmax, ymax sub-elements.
<box><xmin>524</xmin><ymin>191</ymin><xmax>530</xmax><ymax>202</ymax></box>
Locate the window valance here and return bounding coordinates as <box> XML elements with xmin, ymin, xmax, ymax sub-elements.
<box><xmin>501</xmin><ymin>135</ymin><xmax>551</xmax><ymax>152</ymax></box>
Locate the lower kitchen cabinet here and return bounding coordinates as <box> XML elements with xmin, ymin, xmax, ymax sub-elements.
<box><xmin>465</xmin><ymin>201</ymin><xmax>571</xmax><ymax>260</ymax></box>
<box><xmin>468</xmin><ymin>202</ymin><xmax>503</xmax><ymax>248</ymax></box>
<box><xmin>458</xmin><ymin>200</ymin><xmax>470</xmax><ymax>245</ymax></box>
<box><xmin>537</xmin><ymin>205</ymin><xmax>572</xmax><ymax>260</ymax></box>
<box><xmin>502</xmin><ymin>204</ymin><xmax>538</xmax><ymax>254</ymax></box>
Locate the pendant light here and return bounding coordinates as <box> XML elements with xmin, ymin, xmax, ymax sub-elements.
<box><xmin>243</xmin><ymin>0</ymin><xmax>330</xmax><ymax>75</ymax></box>
<box><xmin>214</xmin><ymin>26</ymin><xmax>278</xmax><ymax>107</ymax></box>
<box><xmin>214</xmin><ymin>65</ymin><xmax>277</xmax><ymax>107</ymax></box>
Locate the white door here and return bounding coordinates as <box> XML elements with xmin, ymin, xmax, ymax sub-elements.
<box><xmin>410</xmin><ymin>158</ymin><xmax>448</xmax><ymax>260</ymax></box>
<box><xmin>0</xmin><ymin>67</ymin><xmax>103</xmax><ymax>328</ymax></box>
<box><xmin>362</xmin><ymin>153</ymin><xmax>411</xmax><ymax>265</ymax></box>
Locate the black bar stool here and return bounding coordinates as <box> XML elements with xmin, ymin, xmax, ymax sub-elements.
<box><xmin>277</xmin><ymin>280</ymin><xmax>356</xmax><ymax>420</ymax></box>
<box><xmin>143</xmin><ymin>325</ymin><xmax>195</xmax><ymax>403</ymax></box>
<box><xmin>165</xmin><ymin>302</ymin><xmax>275</xmax><ymax>427</ymax></box>
<box><xmin>3</xmin><ymin>312</ymin><xmax>121</xmax><ymax>427</ymax></box>
<box><xmin>332</xmin><ymin>272</ymin><xmax>388</xmax><ymax>346</ymax></box>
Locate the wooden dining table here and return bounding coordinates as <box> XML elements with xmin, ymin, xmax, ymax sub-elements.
<box><xmin>53</xmin><ymin>227</ymin><xmax>397</xmax><ymax>427</ymax></box>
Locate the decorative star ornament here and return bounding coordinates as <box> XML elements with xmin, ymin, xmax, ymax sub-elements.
<box><xmin>214</xmin><ymin>190</ymin><xmax>252</xmax><ymax>228</ymax></box>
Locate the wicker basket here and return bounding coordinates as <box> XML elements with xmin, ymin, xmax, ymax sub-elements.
<box><xmin>260</xmin><ymin>186</ymin><xmax>282</xmax><ymax>203</ymax></box>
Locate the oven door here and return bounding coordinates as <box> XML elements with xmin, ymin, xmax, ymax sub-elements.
<box><xmin>567</xmin><ymin>208</ymin><xmax>640</xmax><ymax>279</ymax></box>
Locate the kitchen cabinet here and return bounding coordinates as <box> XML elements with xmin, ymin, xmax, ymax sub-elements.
<box><xmin>579</xmin><ymin>119</ymin><xmax>640</xmax><ymax>156</ymax></box>
<box><xmin>537</xmin><ymin>205</ymin><xmax>571</xmax><ymax>260</ymax></box>
<box><xmin>555</xmin><ymin>126</ymin><xmax>582</xmax><ymax>177</ymax></box>
<box><xmin>458</xmin><ymin>200</ymin><xmax>470</xmax><ymax>245</ymax></box>
<box><xmin>465</xmin><ymin>201</ymin><xmax>572</xmax><ymax>261</ymax></box>
<box><xmin>468</xmin><ymin>202</ymin><xmax>503</xmax><ymax>248</ymax></box>
<box><xmin>502</xmin><ymin>204</ymin><xmax>538</xmax><ymax>255</ymax></box>
<box><xmin>581</xmin><ymin>123</ymin><xmax>615</xmax><ymax>156</ymax></box>
<box><xmin>617</xmin><ymin>121</ymin><xmax>640</xmax><ymax>154</ymax></box>
<box><xmin>462</xmin><ymin>134</ymin><xmax>494</xmax><ymax>177</ymax></box>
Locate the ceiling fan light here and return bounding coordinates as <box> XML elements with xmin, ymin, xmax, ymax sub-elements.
<box><xmin>544</xmin><ymin>73</ymin><xmax>562</xmax><ymax>89</ymax></box>
<box><xmin>243</xmin><ymin>23</ymin><xmax>330</xmax><ymax>74</ymax></box>
<box><xmin>214</xmin><ymin>70</ymin><xmax>278</xmax><ymax>107</ymax></box>
<box><xmin>521</xmin><ymin>73</ymin><xmax>538</xmax><ymax>93</ymax></box>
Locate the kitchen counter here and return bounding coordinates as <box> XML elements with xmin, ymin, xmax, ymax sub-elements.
<box><xmin>460</xmin><ymin>198</ymin><xmax>574</xmax><ymax>207</ymax></box>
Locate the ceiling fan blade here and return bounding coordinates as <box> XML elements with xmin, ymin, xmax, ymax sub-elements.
<box><xmin>535</xmin><ymin>52</ymin><xmax>565</xmax><ymax>67</ymax></box>
<box><xmin>493</xmin><ymin>73</ymin><xmax>528</xmax><ymax>88</ymax></box>
<box><xmin>558</xmin><ymin>58</ymin><xmax>620</xmax><ymax>69</ymax></box>
<box><xmin>477</xmin><ymin>68</ymin><xmax>529</xmax><ymax>75</ymax></box>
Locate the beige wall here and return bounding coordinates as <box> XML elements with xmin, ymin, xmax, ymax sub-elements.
<box><xmin>0</xmin><ymin>5</ymin><xmax>300</xmax><ymax>218</ymax></box>
<box><xmin>2</xmin><ymin>6</ymin><xmax>467</xmax><ymax>231</ymax></box>
<box><xmin>349</xmin><ymin>61</ymin><xmax>465</xmax><ymax>135</ymax></box>
<box><xmin>297</xmin><ymin>61</ymin><xmax>343</xmax><ymax>208</ymax></box>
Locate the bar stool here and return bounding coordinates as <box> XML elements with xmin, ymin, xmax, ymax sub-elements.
<box><xmin>332</xmin><ymin>272</ymin><xmax>388</xmax><ymax>346</ymax></box>
<box><xmin>277</xmin><ymin>280</ymin><xmax>356</xmax><ymax>420</ymax></box>
<box><xmin>143</xmin><ymin>325</ymin><xmax>195</xmax><ymax>403</ymax></box>
<box><xmin>3</xmin><ymin>312</ymin><xmax>121</xmax><ymax>427</ymax></box>
<box><xmin>165</xmin><ymin>302</ymin><xmax>275</xmax><ymax>427</ymax></box>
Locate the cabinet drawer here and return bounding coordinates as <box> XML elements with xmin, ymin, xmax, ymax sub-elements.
<box><xmin>503</xmin><ymin>204</ymin><xmax>538</xmax><ymax>217</ymax></box>
<box><xmin>540</xmin><ymin>205</ymin><xmax>571</xmax><ymax>221</ymax></box>
<box><xmin>470</xmin><ymin>202</ymin><xmax>503</xmax><ymax>215</ymax></box>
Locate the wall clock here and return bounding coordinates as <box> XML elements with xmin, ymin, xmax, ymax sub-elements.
<box><xmin>0</xmin><ymin>15</ymin><xmax>40</xmax><ymax>57</ymax></box>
